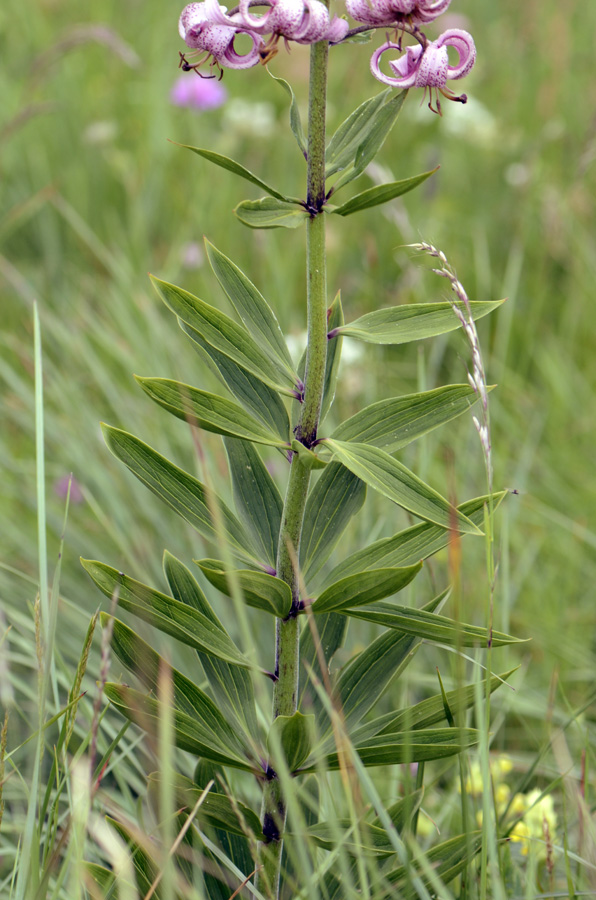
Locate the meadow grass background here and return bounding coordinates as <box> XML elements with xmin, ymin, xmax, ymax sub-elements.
<box><xmin>2</xmin><ymin>0</ymin><xmax>596</xmax><ymax>894</ymax></box>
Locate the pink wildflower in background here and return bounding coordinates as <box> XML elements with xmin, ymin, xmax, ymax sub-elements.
<box><xmin>54</xmin><ymin>474</ymin><xmax>84</xmax><ymax>504</ymax></box>
<box><xmin>170</xmin><ymin>73</ymin><xmax>228</xmax><ymax>110</ymax></box>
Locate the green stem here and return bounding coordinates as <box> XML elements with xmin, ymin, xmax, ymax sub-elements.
<box><xmin>256</xmin><ymin>36</ymin><xmax>329</xmax><ymax>900</ymax></box>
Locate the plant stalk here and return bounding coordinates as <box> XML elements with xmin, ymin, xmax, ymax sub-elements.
<box><xmin>256</xmin><ymin>35</ymin><xmax>329</xmax><ymax>900</ymax></box>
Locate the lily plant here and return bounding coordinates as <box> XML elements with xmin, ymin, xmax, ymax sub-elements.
<box><xmin>83</xmin><ymin>1</ymin><xmax>516</xmax><ymax>898</ymax></box>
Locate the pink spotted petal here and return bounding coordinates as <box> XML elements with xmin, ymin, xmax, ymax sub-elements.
<box><xmin>203</xmin><ymin>23</ymin><xmax>237</xmax><ymax>57</ymax></box>
<box><xmin>237</xmin><ymin>0</ymin><xmax>277</xmax><ymax>31</ymax></box>
<box><xmin>371</xmin><ymin>41</ymin><xmax>421</xmax><ymax>88</ymax></box>
<box><xmin>261</xmin><ymin>0</ymin><xmax>306</xmax><ymax>35</ymax></box>
<box><xmin>293</xmin><ymin>0</ymin><xmax>330</xmax><ymax>42</ymax></box>
<box><xmin>389</xmin><ymin>43</ymin><xmax>423</xmax><ymax>83</ymax></box>
<box><xmin>389</xmin><ymin>0</ymin><xmax>416</xmax><ymax>12</ymax></box>
<box><xmin>201</xmin><ymin>0</ymin><xmax>236</xmax><ymax>26</ymax></box>
<box><xmin>179</xmin><ymin>2</ymin><xmax>209</xmax><ymax>42</ymax></box>
<box><xmin>326</xmin><ymin>14</ymin><xmax>350</xmax><ymax>43</ymax></box>
<box><xmin>346</xmin><ymin>0</ymin><xmax>395</xmax><ymax>26</ymax></box>
<box><xmin>413</xmin><ymin>41</ymin><xmax>448</xmax><ymax>88</ymax></box>
<box><xmin>221</xmin><ymin>33</ymin><xmax>262</xmax><ymax>67</ymax></box>
<box><xmin>412</xmin><ymin>0</ymin><xmax>451</xmax><ymax>23</ymax></box>
<box><xmin>436</xmin><ymin>28</ymin><xmax>476</xmax><ymax>80</ymax></box>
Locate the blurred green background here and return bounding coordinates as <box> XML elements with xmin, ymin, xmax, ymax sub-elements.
<box><xmin>2</xmin><ymin>0</ymin><xmax>595</xmax><ymax>755</ymax></box>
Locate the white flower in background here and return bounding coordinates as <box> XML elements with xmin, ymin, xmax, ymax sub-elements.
<box><xmin>223</xmin><ymin>98</ymin><xmax>276</xmax><ymax>136</ymax></box>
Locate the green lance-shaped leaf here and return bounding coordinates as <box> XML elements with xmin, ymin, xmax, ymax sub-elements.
<box><xmin>304</xmin><ymin>790</ymin><xmax>421</xmax><ymax>858</ymax></box>
<box><xmin>178</xmin><ymin>142</ymin><xmax>291</xmax><ymax>201</ymax></box>
<box><xmin>303</xmin><ymin>790</ymin><xmax>421</xmax><ymax>857</ymax></box>
<box><xmin>317</xmin><ymin>594</ymin><xmax>443</xmax><ymax>739</ymax></box>
<box><xmin>331</xmin><ymin>299</ymin><xmax>504</xmax><ymax>345</ymax></box>
<box><xmin>344</xmin><ymin>602</ymin><xmax>522</xmax><ymax>647</ymax></box>
<box><xmin>301</xmin><ymin>727</ymin><xmax>478</xmax><ymax>772</ymax></box>
<box><xmin>324</xmin><ymin>491</ymin><xmax>506</xmax><ymax>587</ymax></box>
<box><xmin>190</xmin><ymin>761</ymin><xmax>256</xmax><ymax>894</ymax></box>
<box><xmin>332</xmin><ymin>383</ymin><xmax>482</xmax><ymax>454</ymax></box>
<box><xmin>330</xmin><ymin>90</ymin><xmax>408</xmax><ymax>191</ymax></box>
<box><xmin>101</xmin><ymin>425</ymin><xmax>259</xmax><ymax>565</ymax></box>
<box><xmin>106</xmin><ymin>817</ymin><xmax>156</xmax><ymax>896</ymax></box>
<box><xmin>205</xmin><ymin>241</ymin><xmax>296</xmax><ymax>379</ymax></box>
<box><xmin>197</xmin><ymin>559</ymin><xmax>293</xmax><ymax>618</ymax></box>
<box><xmin>320</xmin><ymin>291</ymin><xmax>344</xmax><ymax>422</ymax></box>
<box><xmin>105</xmin><ymin>616</ymin><xmax>256</xmax><ymax>761</ymax></box>
<box><xmin>164</xmin><ymin>551</ymin><xmax>259</xmax><ymax>740</ymax></box>
<box><xmin>147</xmin><ymin>771</ymin><xmax>262</xmax><ymax>839</ymax></box>
<box><xmin>385</xmin><ymin>832</ymin><xmax>483</xmax><ymax>898</ymax></box>
<box><xmin>268</xmin><ymin>70</ymin><xmax>307</xmax><ymax>157</ymax></box>
<box><xmin>182</xmin><ymin>323</ymin><xmax>290</xmax><ymax>442</ymax></box>
<box><xmin>311</xmin><ymin>564</ymin><xmax>422</xmax><ymax>614</ymax></box>
<box><xmin>291</xmin><ymin>439</ymin><xmax>328</xmax><ymax>470</ymax></box>
<box><xmin>224</xmin><ymin>438</ymin><xmax>283</xmax><ymax>569</ymax></box>
<box><xmin>331</xmin><ymin>632</ymin><xmax>420</xmax><ymax>740</ymax></box>
<box><xmin>298</xmin><ymin>612</ymin><xmax>348</xmax><ymax>712</ymax></box>
<box><xmin>303</xmin><ymin>820</ymin><xmax>399</xmax><ymax>858</ymax></box>
<box><xmin>234</xmin><ymin>197</ymin><xmax>309</xmax><ymax>230</ymax></box>
<box><xmin>268</xmin><ymin>711</ymin><xmax>315</xmax><ymax>773</ymax></box>
<box><xmin>81</xmin><ymin>559</ymin><xmax>258</xmax><ymax>671</ymax></box>
<box><xmin>151</xmin><ymin>276</ymin><xmax>299</xmax><ymax>396</ymax></box>
<box><xmin>135</xmin><ymin>376</ymin><xmax>289</xmax><ymax>449</ymax></box>
<box><xmin>351</xmin><ymin>668</ymin><xmax>518</xmax><ymax>746</ymax></box>
<box><xmin>300</xmin><ymin>462</ymin><xmax>366</xmax><ymax>583</ymax></box>
<box><xmin>85</xmin><ymin>864</ymin><xmax>117</xmax><ymax>897</ymax></box>
<box><xmin>325</xmin><ymin>88</ymin><xmax>392</xmax><ymax>179</ymax></box>
<box><xmin>324</xmin><ymin>439</ymin><xmax>482</xmax><ymax>535</ymax></box>
<box><xmin>371</xmin><ymin>787</ymin><xmax>423</xmax><ymax>833</ymax></box>
<box><xmin>330</xmin><ymin>169</ymin><xmax>438</xmax><ymax>217</ymax></box>
<box><xmin>104</xmin><ymin>683</ymin><xmax>258</xmax><ymax>771</ymax></box>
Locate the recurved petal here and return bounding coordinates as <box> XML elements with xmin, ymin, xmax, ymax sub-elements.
<box><xmin>293</xmin><ymin>0</ymin><xmax>330</xmax><ymax>42</ymax></box>
<box><xmin>389</xmin><ymin>43</ymin><xmax>424</xmax><ymax>85</ymax></box>
<box><xmin>221</xmin><ymin>33</ymin><xmax>263</xmax><ymax>67</ymax></box>
<box><xmin>371</xmin><ymin>41</ymin><xmax>421</xmax><ymax>87</ymax></box>
<box><xmin>237</xmin><ymin>0</ymin><xmax>277</xmax><ymax>30</ymax></box>
<box><xmin>346</xmin><ymin>0</ymin><xmax>395</xmax><ymax>26</ymax></box>
<box><xmin>389</xmin><ymin>0</ymin><xmax>416</xmax><ymax>12</ymax></box>
<box><xmin>179</xmin><ymin>2</ymin><xmax>209</xmax><ymax>41</ymax></box>
<box><xmin>437</xmin><ymin>28</ymin><xmax>477</xmax><ymax>80</ymax></box>
<box><xmin>202</xmin><ymin>0</ymin><xmax>236</xmax><ymax>25</ymax></box>
<box><xmin>266</xmin><ymin>0</ymin><xmax>307</xmax><ymax>35</ymax></box>
<box><xmin>412</xmin><ymin>0</ymin><xmax>451</xmax><ymax>23</ymax></box>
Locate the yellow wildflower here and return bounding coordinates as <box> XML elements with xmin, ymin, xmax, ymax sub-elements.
<box><xmin>509</xmin><ymin>790</ymin><xmax>557</xmax><ymax>858</ymax></box>
<box><xmin>495</xmin><ymin>782</ymin><xmax>511</xmax><ymax>812</ymax></box>
<box><xmin>510</xmin><ymin>820</ymin><xmax>532</xmax><ymax>856</ymax></box>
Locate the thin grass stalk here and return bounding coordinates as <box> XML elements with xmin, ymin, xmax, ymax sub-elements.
<box><xmin>256</xmin><ymin>30</ymin><xmax>329</xmax><ymax>900</ymax></box>
<box><xmin>13</xmin><ymin>304</ymin><xmax>47</xmax><ymax>900</ymax></box>
<box><xmin>158</xmin><ymin>657</ymin><xmax>176</xmax><ymax>900</ymax></box>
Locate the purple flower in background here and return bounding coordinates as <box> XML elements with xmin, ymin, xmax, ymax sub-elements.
<box><xmin>54</xmin><ymin>474</ymin><xmax>84</xmax><ymax>504</ymax></box>
<box><xmin>170</xmin><ymin>73</ymin><xmax>228</xmax><ymax>109</ymax></box>
<box><xmin>370</xmin><ymin>28</ymin><xmax>476</xmax><ymax>113</ymax></box>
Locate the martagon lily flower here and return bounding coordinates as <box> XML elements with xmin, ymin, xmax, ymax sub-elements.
<box><xmin>178</xmin><ymin>1</ymin><xmax>263</xmax><ymax>71</ymax></box>
<box><xmin>370</xmin><ymin>28</ymin><xmax>476</xmax><ymax>113</ymax></box>
<box><xmin>345</xmin><ymin>0</ymin><xmax>451</xmax><ymax>27</ymax></box>
<box><xmin>234</xmin><ymin>0</ymin><xmax>349</xmax><ymax>43</ymax></box>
